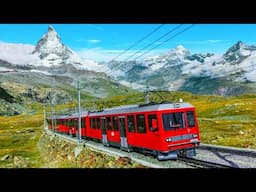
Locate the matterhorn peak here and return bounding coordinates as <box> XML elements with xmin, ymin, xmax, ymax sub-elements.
<box><xmin>46</xmin><ymin>25</ymin><xmax>60</xmax><ymax>40</ymax></box>
<box><xmin>48</xmin><ymin>25</ymin><xmax>55</xmax><ymax>31</ymax></box>
<box><xmin>32</xmin><ymin>25</ymin><xmax>72</xmax><ymax>60</ymax></box>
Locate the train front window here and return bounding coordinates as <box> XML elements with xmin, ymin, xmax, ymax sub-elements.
<box><xmin>187</xmin><ymin>111</ymin><xmax>195</xmax><ymax>127</ymax></box>
<box><xmin>162</xmin><ymin>112</ymin><xmax>185</xmax><ymax>130</ymax></box>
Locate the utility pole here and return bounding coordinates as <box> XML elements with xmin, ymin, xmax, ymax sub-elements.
<box><xmin>77</xmin><ymin>81</ymin><xmax>82</xmax><ymax>143</ymax></box>
<box><xmin>51</xmin><ymin>91</ymin><xmax>54</xmax><ymax>131</ymax></box>
<box><xmin>43</xmin><ymin>104</ymin><xmax>47</xmax><ymax>130</ymax></box>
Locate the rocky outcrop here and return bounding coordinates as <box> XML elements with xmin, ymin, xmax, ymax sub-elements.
<box><xmin>38</xmin><ymin>132</ymin><xmax>145</xmax><ymax>168</ymax></box>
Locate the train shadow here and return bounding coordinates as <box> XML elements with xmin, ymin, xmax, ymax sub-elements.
<box><xmin>211</xmin><ymin>150</ymin><xmax>240</xmax><ymax>168</ymax></box>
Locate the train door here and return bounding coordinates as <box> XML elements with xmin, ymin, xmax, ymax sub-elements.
<box><xmin>101</xmin><ymin>118</ymin><xmax>108</xmax><ymax>145</ymax></box>
<box><xmin>119</xmin><ymin>117</ymin><xmax>128</xmax><ymax>148</ymax></box>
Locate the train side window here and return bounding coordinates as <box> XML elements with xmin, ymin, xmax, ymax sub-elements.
<box><xmin>97</xmin><ymin>118</ymin><xmax>101</xmax><ymax>129</ymax></box>
<box><xmin>112</xmin><ymin>116</ymin><xmax>119</xmax><ymax>131</ymax></box>
<box><xmin>187</xmin><ymin>111</ymin><xmax>196</xmax><ymax>127</ymax></box>
<box><xmin>148</xmin><ymin>114</ymin><xmax>158</xmax><ymax>132</ymax></box>
<box><xmin>73</xmin><ymin>119</ymin><xmax>76</xmax><ymax>127</ymax></box>
<box><xmin>136</xmin><ymin>114</ymin><xmax>146</xmax><ymax>133</ymax></box>
<box><xmin>93</xmin><ymin>118</ymin><xmax>97</xmax><ymax>129</ymax></box>
<box><xmin>127</xmin><ymin>115</ymin><xmax>135</xmax><ymax>132</ymax></box>
<box><xmin>81</xmin><ymin>118</ymin><xmax>86</xmax><ymax>128</ymax></box>
<box><xmin>90</xmin><ymin>118</ymin><xmax>94</xmax><ymax>129</ymax></box>
<box><xmin>107</xmin><ymin>117</ymin><xmax>112</xmax><ymax>130</ymax></box>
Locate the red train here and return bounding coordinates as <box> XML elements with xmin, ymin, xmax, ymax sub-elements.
<box><xmin>47</xmin><ymin>102</ymin><xmax>200</xmax><ymax>160</ymax></box>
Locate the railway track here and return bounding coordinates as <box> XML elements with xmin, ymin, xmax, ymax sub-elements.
<box><xmin>199</xmin><ymin>143</ymin><xmax>256</xmax><ymax>158</ymax></box>
<box><xmin>179</xmin><ymin>157</ymin><xmax>234</xmax><ymax>168</ymax></box>
<box><xmin>45</xmin><ymin>129</ymin><xmax>247</xmax><ymax>168</ymax></box>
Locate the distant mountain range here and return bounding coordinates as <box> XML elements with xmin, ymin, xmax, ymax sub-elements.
<box><xmin>104</xmin><ymin>41</ymin><xmax>256</xmax><ymax>96</ymax></box>
<box><xmin>1</xmin><ymin>25</ymin><xmax>256</xmax><ymax>109</ymax></box>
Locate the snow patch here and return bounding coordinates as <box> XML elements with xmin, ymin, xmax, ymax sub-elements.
<box><xmin>119</xmin><ymin>80</ymin><xmax>145</xmax><ymax>89</ymax></box>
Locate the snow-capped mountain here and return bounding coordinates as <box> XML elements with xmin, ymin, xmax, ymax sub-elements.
<box><xmin>0</xmin><ymin>26</ymin><xmax>104</xmax><ymax>71</ymax></box>
<box><xmin>105</xmin><ymin>42</ymin><xmax>256</xmax><ymax>96</ymax></box>
<box><xmin>0</xmin><ymin>26</ymin><xmax>132</xmax><ymax>99</ymax></box>
<box><xmin>32</xmin><ymin>25</ymin><xmax>73</xmax><ymax>60</ymax></box>
<box><xmin>31</xmin><ymin>25</ymin><xmax>101</xmax><ymax>70</ymax></box>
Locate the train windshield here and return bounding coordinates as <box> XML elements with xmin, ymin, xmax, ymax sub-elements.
<box><xmin>162</xmin><ymin>112</ymin><xmax>185</xmax><ymax>130</ymax></box>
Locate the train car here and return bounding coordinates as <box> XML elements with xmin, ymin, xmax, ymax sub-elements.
<box><xmin>46</xmin><ymin>102</ymin><xmax>200</xmax><ymax>160</ymax></box>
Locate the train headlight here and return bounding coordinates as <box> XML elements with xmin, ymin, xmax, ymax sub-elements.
<box><xmin>166</xmin><ymin>138</ymin><xmax>172</xmax><ymax>142</ymax></box>
<box><xmin>192</xmin><ymin>134</ymin><xmax>198</xmax><ymax>138</ymax></box>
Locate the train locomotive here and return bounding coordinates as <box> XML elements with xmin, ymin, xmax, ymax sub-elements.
<box><xmin>47</xmin><ymin>101</ymin><xmax>200</xmax><ymax>160</ymax></box>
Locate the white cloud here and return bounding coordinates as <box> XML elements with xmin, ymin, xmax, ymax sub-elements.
<box><xmin>77</xmin><ymin>47</ymin><xmax>169</xmax><ymax>62</ymax></box>
<box><xmin>87</xmin><ymin>39</ymin><xmax>101</xmax><ymax>44</ymax></box>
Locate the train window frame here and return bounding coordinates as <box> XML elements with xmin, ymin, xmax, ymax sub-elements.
<box><xmin>162</xmin><ymin>112</ymin><xmax>185</xmax><ymax>131</ymax></box>
<box><xmin>148</xmin><ymin>114</ymin><xmax>158</xmax><ymax>132</ymax></box>
<box><xmin>186</xmin><ymin>111</ymin><xmax>196</xmax><ymax>127</ymax></box>
<box><xmin>136</xmin><ymin>114</ymin><xmax>146</xmax><ymax>134</ymax></box>
<box><xmin>127</xmin><ymin>115</ymin><xmax>135</xmax><ymax>133</ymax></box>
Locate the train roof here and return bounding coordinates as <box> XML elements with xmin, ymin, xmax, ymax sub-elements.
<box><xmin>48</xmin><ymin>111</ymin><xmax>89</xmax><ymax>120</ymax></box>
<box><xmin>89</xmin><ymin>102</ymin><xmax>194</xmax><ymax>117</ymax></box>
<box><xmin>47</xmin><ymin>102</ymin><xmax>194</xmax><ymax>119</ymax></box>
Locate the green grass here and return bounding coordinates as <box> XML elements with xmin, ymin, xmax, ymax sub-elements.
<box><xmin>1</xmin><ymin>91</ymin><xmax>256</xmax><ymax>168</ymax></box>
<box><xmin>0</xmin><ymin>113</ymin><xmax>43</xmax><ymax>167</ymax></box>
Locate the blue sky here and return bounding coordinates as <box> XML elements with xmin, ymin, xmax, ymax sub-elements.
<box><xmin>1</xmin><ymin>24</ymin><xmax>256</xmax><ymax>62</ymax></box>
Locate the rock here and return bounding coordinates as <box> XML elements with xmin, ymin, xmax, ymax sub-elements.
<box><xmin>239</xmin><ymin>130</ymin><xmax>245</xmax><ymax>135</ymax></box>
<box><xmin>74</xmin><ymin>146</ymin><xmax>83</xmax><ymax>158</ymax></box>
<box><xmin>67</xmin><ymin>155</ymin><xmax>72</xmax><ymax>161</ymax></box>
<box><xmin>116</xmin><ymin>157</ymin><xmax>132</xmax><ymax>165</ymax></box>
<box><xmin>215</xmin><ymin>135</ymin><xmax>222</xmax><ymax>139</ymax></box>
<box><xmin>14</xmin><ymin>156</ymin><xmax>28</xmax><ymax>168</ymax></box>
<box><xmin>1</xmin><ymin>154</ymin><xmax>10</xmax><ymax>161</ymax></box>
<box><xmin>26</xmin><ymin>128</ymin><xmax>34</xmax><ymax>132</ymax></box>
<box><xmin>50</xmin><ymin>135</ymin><xmax>54</xmax><ymax>142</ymax></box>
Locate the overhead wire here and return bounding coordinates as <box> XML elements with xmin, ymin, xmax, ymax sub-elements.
<box><xmin>133</xmin><ymin>24</ymin><xmax>195</xmax><ymax>61</ymax></box>
<box><xmin>103</xmin><ymin>24</ymin><xmax>185</xmax><ymax>76</ymax></box>
<box><xmin>109</xmin><ymin>24</ymin><xmax>194</xmax><ymax>76</ymax></box>
<box><xmin>93</xmin><ymin>24</ymin><xmax>165</xmax><ymax>74</ymax></box>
